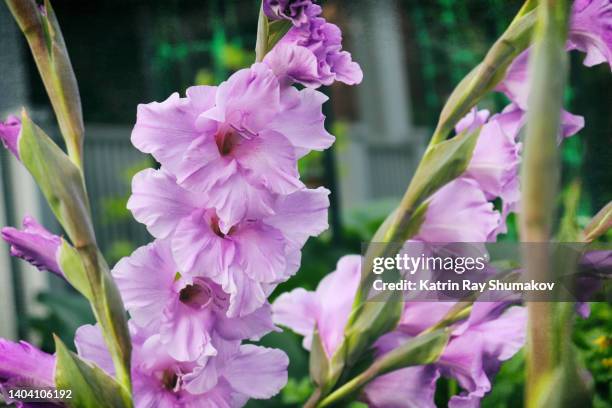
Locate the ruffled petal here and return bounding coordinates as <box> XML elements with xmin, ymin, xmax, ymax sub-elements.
<box><xmin>127</xmin><ymin>168</ymin><xmax>200</xmax><ymax>239</ymax></box>
<box><xmin>272</xmin><ymin>288</ymin><xmax>320</xmax><ymax>350</ymax></box>
<box><xmin>269</xmin><ymin>86</ymin><xmax>334</xmax><ymax>158</ymax></box>
<box><xmin>74</xmin><ymin>324</ymin><xmax>115</xmax><ymax>375</ymax></box>
<box><xmin>362</xmin><ymin>366</ymin><xmax>439</xmax><ymax>408</ymax></box>
<box><xmin>203</xmin><ymin>63</ymin><xmax>281</xmax><ymax>133</ymax></box>
<box><xmin>205</xmin><ymin>172</ymin><xmax>275</xmax><ymax>232</ymax></box>
<box><xmin>222</xmin><ymin>266</ymin><xmax>269</xmax><ymax>318</ymax></box>
<box><xmin>234</xmin><ymin>222</ymin><xmax>288</xmax><ymax>283</ymax></box>
<box><xmin>416</xmin><ymin>178</ymin><xmax>500</xmax><ymax>243</ymax></box>
<box><xmin>111</xmin><ymin>240</ymin><xmax>176</xmax><ymax>328</ymax></box>
<box><xmin>216</xmin><ymin>304</ymin><xmax>278</xmax><ymax>341</ymax></box>
<box><xmin>131</xmin><ymin>92</ymin><xmax>205</xmax><ymax>174</ymax></box>
<box><xmin>171</xmin><ymin>210</ymin><xmax>235</xmax><ymax>279</ymax></box>
<box><xmin>568</xmin><ymin>0</ymin><xmax>612</xmax><ymax>70</ymax></box>
<box><xmin>223</xmin><ymin>345</ymin><xmax>288</xmax><ymax>399</ymax></box>
<box><xmin>265</xmin><ymin>187</ymin><xmax>330</xmax><ymax>248</ymax></box>
<box><xmin>263</xmin><ymin>43</ymin><xmax>321</xmax><ymax>87</ymax></box>
<box><xmin>235</xmin><ymin>130</ymin><xmax>303</xmax><ymax>194</ymax></box>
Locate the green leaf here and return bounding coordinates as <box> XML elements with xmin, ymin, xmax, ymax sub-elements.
<box><xmin>398</xmin><ymin>126</ymin><xmax>481</xmax><ymax>225</ymax></box>
<box><xmin>432</xmin><ymin>9</ymin><xmax>536</xmax><ymax>143</ymax></box>
<box><xmin>354</xmin><ymin>128</ymin><xmax>479</xmax><ymax>306</ymax></box>
<box><xmin>531</xmin><ymin>364</ymin><xmax>591</xmax><ymax>408</ymax></box>
<box><xmin>267</xmin><ymin>20</ymin><xmax>292</xmax><ymax>51</ymax></box>
<box><xmin>374</xmin><ymin>329</ymin><xmax>450</xmax><ymax>375</ymax></box>
<box><xmin>281</xmin><ymin>378</ymin><xmax>313</xmax><ymax>405</ymax></box>
<box><xmin>317</xmin><ymin>330</ymin><xmax>450</xmax><ymax>407</ymax></box>
<box><xmin>254</xmin><ymin>4</ymin><xmax>269</xmax><ymax>62</ymax></box>
<box><xmin>54</xmin><ymin>336</ymin><xmax>132</xmax><ymax>408</ymax></box>
<box><xmin>309</xmin><ymin>326</ymin><xmax>330</xmax><ymax>387</ymax></box>
<box><xmin>18</xmin><ymin>111</ymin><xmax>94</xmax><ymax>246</ymax></box>
<box><xmin>582</xmin><ymin>202</ymin><xmax>612</xmax><ymax>243</ymax></box>
<box><xmin>343</xmin><ymin>290</ymin><xmax>404</xmax><ymax>369</ymax></box>
<box><xmin>254</xmin><ymin>3</ymin><xmax>291</xmax><ymax>62</ymax></box>
<box><xmin>58</xmin><ymin>240</ymin><xmax>93</xmax><ymax>300</ymax></box>
<box><xmin>557</xmin><ymin>181</ymin><xmax>582</xmax><ymax>242</ymax></box>
<box><xmin>100</xmin><ymin>265</ymin><xmax>133</xmax><ymax>378</ymax></box>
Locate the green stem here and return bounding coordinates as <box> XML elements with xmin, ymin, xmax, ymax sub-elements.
<box><xmin>519</xmin><ymin>0</ymin><xmax>569</xmax><ymax>406</ymax></box>
<box><xmin>430</xmin><ymin>6</ymin><xmax>536</xmax><ymax>145</ymax></box>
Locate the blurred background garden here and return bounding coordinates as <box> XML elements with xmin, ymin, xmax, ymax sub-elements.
<box><xmin>0</xmin><ymin>0</ymin><xmax>610</xmax><ymax>406</ymax></box>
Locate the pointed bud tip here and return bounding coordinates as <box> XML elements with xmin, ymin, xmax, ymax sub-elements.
<box><xmin>0</xmin><ymin>114</ymin><xmax>22</xmax><ymax>160</ymax></box>
<box><xmin>1</xmin><ymin>216</ymin><xmax>63</xmax><ymax>278</ymax></box>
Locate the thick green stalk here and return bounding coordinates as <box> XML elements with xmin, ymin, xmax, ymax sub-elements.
<box><xmin>519</xmin><ymin>0</ymin><xmax>569</xmax><ymax>406</ymax></box>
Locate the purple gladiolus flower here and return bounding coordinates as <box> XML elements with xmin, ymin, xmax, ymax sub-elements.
<box><xmin>0</xmin><ymin>115</ymin><xmax>21</xmax><ymax>160</ymax></box>
<box><xmin>264</xmin><ymin>4</ymin><xmax>363</xmax><ymax>87</ymax></box>
<box><xmin>0</xmin><ymin>339</ymin><xmax>56</xmax><ymax>407</ymax></box>
<box><xmin>273</xmin><ymin>255</ymin><xmax>361</xmax><ymax>356</ymax></box>
<box><xmin>415</xmin><ymin>178</ymin><xmax>501</xmax><ymax>242</ymax></box>
<box><xmin>1</xmin><ymin>216</ymin><xmax>63</xmax><ymax>278</ymax></box>
<box><xmin>127</xmin><ymin>168</ymin><xmax>329</xmax><ymax>317</ymax></box>
<box><xmin>459</xmin><ymin>108</ymin><xmax>522</xmax><ymax>204</ymax></box>
<box><xmin>75</xmin><ymin>323</ymin><xmax>288</xmax><ymax>407</ymax></box>
<box><xmin>456</xmin><ymin>107</ymin><xmax>523</xmax><ymax>235</ymax></box>
<box><xmin>496</xmin><ymin>50</ymin><xmax>585</xmax><ymax>140</ymax></box>
<box><xmin>112</xmin><ymin>239</ymin><xmax>277</xmax><ymax>362</ymax></box>
<box><xmin>362</xmin><ymin>366</ymin><xmax>440</xmax><ymax>408</ymax></box>
<box><xmin>273</xmin><ymin>257</ymin><xmax>526</xmax><ymax>407</ymax></box>
<box><xmin>131</xmin><ymin>64</ymin><xmax>333</xmax><ymax>227</ymax></box>
<box><xmin>568</xmin><ymin>0</ymin><xmax>612</xmax><ymax>70</ymax></box>
<box><xmin>370</xmin><ymin>302</ymin><xmax>526</xmax><ymax>408</ymax></box>
<box><xmin>263</xmin><ymin>0</ymin><xmax>313</xmax><ymax>26</ymax></box>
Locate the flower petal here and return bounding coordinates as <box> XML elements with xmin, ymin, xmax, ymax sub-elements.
<box><xmin>127</xmin><ymin>168</ymin><xmax>200</xmax><ymax>239</ymax></box>
<box><xmin>111</xmin><ymin>240</ymin><xmax>176</xmax><ymax>329</ymax></box>
<box><xmin>223</xmin><ymin>345</ymin><xmax>289</xmax><ymax>399</ymax></box>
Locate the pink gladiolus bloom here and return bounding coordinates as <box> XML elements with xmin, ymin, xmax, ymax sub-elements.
<box><xmin>415</xmin><ymin>178</ymin><xmax>501</xmax><ymax>243</ymax></box>
<box><xmin>569</xmin><ymin>0</ymin><xmax>612</xmax><ymax>70</ymax></box>
<box><xmin>131</xmin><ymin>63</ymin><xmax>333</xmax><ymax>228</ymax></box>
<box><xmin>495</xmin><ymin>50</ymin><xmax>585</xmax><ymax>140</ymax></box>
<box><xmin>0</xmin><ymin>339</ymin><xmax>56</xmax><ymax>407</ymax></box>
<box><xmin>273</xmin><ymin>257</ymin><xmax>526</xmax><ymax>407</ymax></box>
<box><xmin>75</xmin><ymin>324</ymin><xmax>288</xmax><ymax>408</ymax></box>
<box><xmin>370</xmin><ymin>302</ymin><xmax>526</xmax><ymax>408</ymax></box>
<box><xmin>263</xmin><ymin>0</ymin><xmax>313</xmax><ymax>26</ymax></box>
<box><xmin>456</xmin><ymin>107</ymin><xmax>523</xmax><ymax>235</ymax></box>
<box><xmin>127</xmin><ymin>168</ymin><xmax>329</xmax><ymax>317</ymax></box>
<box><xmin>264</xmin><ymin>4</ymin><xmax>363</xmax><ymax>87</ymax></box>
<box><xmin>273</xmin><ymin>255</ymin><xmax>361</xmax><ymax>357</ymax></box>
<box><xmin>362</xmin><ymin>366</ymin><xmax>440</xmax><ymax>408</ymax></box>
<box><xmin>112</xmin><ymin>239</ymin><xmax>277</xmax><ymax>362</ymax></box>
